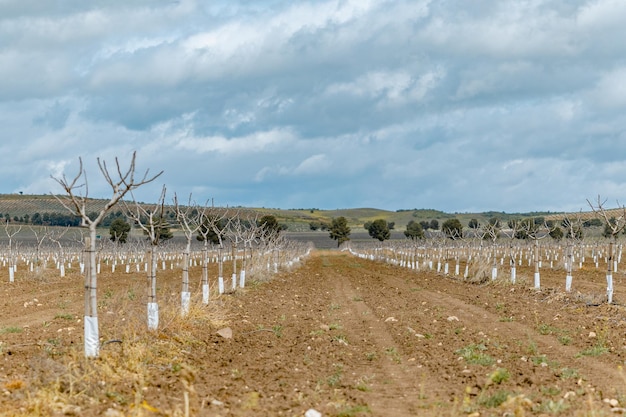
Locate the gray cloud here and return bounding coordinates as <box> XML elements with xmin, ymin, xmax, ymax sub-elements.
<box><xmin>1</xmin><ymin>0</ymin><xmax>626</xmax><ymax>213</ymax></box>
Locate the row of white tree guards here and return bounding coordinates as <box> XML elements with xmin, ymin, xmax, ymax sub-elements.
<box><xmin>1</xmin><ymin>232</ymin><xmax>312</xmax><ymax>357</ymax></box>
<box><xmin>346</xmin><ymin>239</ymin><xmax>622</xmax><ymax>303</ymax></box>
<box><xmin>2</xmin><ymin>152</ymin><xmax>312</xmax><ymax>357</ymax></box>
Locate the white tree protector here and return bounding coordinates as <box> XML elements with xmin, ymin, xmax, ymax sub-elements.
<box><xmin>9</xmin><ymin>266</ymin><xmax>14</xmax><ymax>282</ymax></box>
<box><xmin>84</xmin><ymin>316</ymin><xmax>99</xmax><ymax>357</ymax></box>
<box><xmin>218</xmin><ymin>276</ymin><xmax>224</xmax><ymax>294</ymax></box>
<box><xmin>231</xmin><ymin>273</ymin><xmax>237</xmax><ymax>290</ymax></box>
<box><xmin>181</xmin><ymin>291</ymin><xmax>191</xmax><ymax>315</ymax></box>
<box><xmin>239</xmin><ymin>270</ymin><xmax>246</xmax><ymax>288</ymax></box>
<box><xmin>202</xmin><ymin>284</ymin><xmax>209</xmax><ymax>304</ymax></box>
<box><xmin>60</xmin><ymin>264</ymin><xmax>65</xmax><ymax>277</ymax></box>
<box><xmin>148</xmin><ymin>302</ymin><xmax>159</xmax><ymax>330</ymax></box>
<box><xmin>491</xmin><ymin>266</ymin><xmax>497</xmax><ymax>281</ymax></box>
<box><xmin>565</xmin><ymin>274</ymin><xmax>572</xmax><ymax>292</ymax></box>
<box><xmin>534</xmin><ymin>272</ymin><xmax>540</xmax><ymax>290</ymax></box>
<box><xmin>510</xmin><ymin>266</ymin><xmax>516</xmax><ymax>284</ymax></box>
<box><xmin>607</xmin><ymin>273</ymin><xmax>614</xmax><ymax>304</ymax></box>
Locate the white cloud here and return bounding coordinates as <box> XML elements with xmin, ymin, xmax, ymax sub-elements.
<box><xmin>174</xmin><ymin>128</ymin><xmax>296</xmax><ymax>155</ymax></box>
<box><xmin>294</xmin><ymin>154</ymin><xmax>331</xmax><ymax>175</ymax></box>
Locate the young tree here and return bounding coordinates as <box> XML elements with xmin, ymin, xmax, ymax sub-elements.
<box><xmin>588</xmin><ymin>196</ymin><xmax>626</xmax><ymax>304</ymax></box>
<box><xmin>367</xmin><ymin>218</ymin><xmax>391</xmax><ymax>242</ymax></box>
<box><xmin>124</xmin><ymin>185</ymin><xmax>168</xmax><ymax>330</ymax></box>
<box><xmin>4</xmin><ymin>222</ymin><xmax>22</xmax><ymax>282</ymax></box>
<box><xmin>329</xmin><ymin>217</ymin><xmax>351</xmax><ymax>247</ymax></box>
<box><xmin>196</xmin><ymin>206</ymin><xmax>230</xmax><ymax>300</ymax></box>
<box><xmin>174</xmin><ymin>193</ymin><xmax>204</xmax><ymax>315</ymax></box>
<box><xmin>52</xmin><ymin>152</ymin><xmax>162</xmax><ymax>357</ymax></box>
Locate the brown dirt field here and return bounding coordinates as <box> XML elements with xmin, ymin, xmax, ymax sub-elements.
<box><xmin>2</xmin><ymin>249</ymin><xmax>626</xmax><ymax>416</ymax></box>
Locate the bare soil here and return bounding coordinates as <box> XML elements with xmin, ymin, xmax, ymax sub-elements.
<box><xmin>2</xmin><ymin>250</ymin><xmax>626</xmax><ymax>416</ymax></box>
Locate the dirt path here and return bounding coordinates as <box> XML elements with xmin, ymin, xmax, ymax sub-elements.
<box><xmin>2</xmin><ymin>250</ymin><xmax>626</xmax><ymax>416</ymax></box>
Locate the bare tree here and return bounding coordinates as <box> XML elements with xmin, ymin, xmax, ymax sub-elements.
<box><xmin>28</xmin><ymin>225</ymin><xmax>51</xmax><ymax>272</ymax></box>
<box><xmin>174</xmin><ymin>193</ymin><xmax>204</xmax><ymax>316</ymax></box>
<box><xmin>200</xmin><ymin>207</ymin><xmax>231</xmax><ymax>294</ymax></box>
<box><xmin>587</xmin><ymin>196</ymin><xmax>626</xmax><ymax>303</ymax></box>
<box><xmin>52</xmin><ymin>151</ymin><xmax>162</xmax><ymax>357</ymax></box>
<box><xmin>197</xmin><ymin>205</ymin><xmax>227</xmax><ymax>303</ymax></box>
<box><xmin>234</xmin><ymin>211</ymin><xmax>261</xmax><ymax>288</ymax></box>
<box><xmin>4</xmin><ymin>221</ymin><xmax>22</xmax><ymax>282</ymax></box>
<box><xmin>514</xmin><ymin>217</ymin><xmax>556</xmax><ymax>290</ymax></box>
<box><xmin>124</xmin><ymin>185</ymin><xmax>168</xmax><ymax>330</ymax></box>
<box><xmin>561</xmin><ymin>212</ymin><xmax>584</xmax><ymax>292</ymax></box>
<box><xmin>49</xmin><ymin>226</ymin><xmax>71</xmax><ymax>277</ymax></box>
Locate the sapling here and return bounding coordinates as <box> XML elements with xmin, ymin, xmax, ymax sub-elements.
<box><xmin>587</xmin><ymin>196</ymin><xmax>626</xmax><ymax>304</ymax></box>
<box><xmin>52</xmin><ymin>151</ymin><xmax>162</xmax><ymax>357</ymax></box>
<box><xmin>124</xmin><ymin>185</ymin><xmax>168</xmax><ymax>330</ymax></box>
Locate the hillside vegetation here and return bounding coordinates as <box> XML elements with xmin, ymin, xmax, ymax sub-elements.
<box><xmin>0</xmin><ymin>193</ymin><xmax>609</xmax><ymax>232</ymax></box>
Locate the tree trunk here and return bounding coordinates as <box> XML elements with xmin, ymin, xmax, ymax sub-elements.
<box><xmin>84</xmin><ymin>233</ymin><xmax>99</xmax><ymax>357</ymax></box>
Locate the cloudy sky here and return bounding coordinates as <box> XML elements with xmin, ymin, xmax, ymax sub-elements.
<box><xmin>1</xmin><ymin>0</ymin><xmax>625</xmax><ymax>213</ymax></box>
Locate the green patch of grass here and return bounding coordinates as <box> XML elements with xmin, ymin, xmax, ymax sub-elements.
<box><xmin>329</xmin><ymin>323</ymin><xmax>342</xmax><ymax>330</ymax></box>
<box><xmin>0</xmin><ymin>326</ymin><xmax>23</xmax><ymax>334</ymax></box>
<box><xmin>338</xmin><ymin>405</ymin><xmax>371</xmax><ymax>416</ymax></box>
<box><xmin>541</xmin><ymin>386</ymin><xmax>561</xmax><ymax>396</ymax></box>
<box><xmin>365</xmin><ymin>352</ymin><xmax>377</xmax><ymax>361</ymax></box>
<box><xmin>558</xmin><ymin>335</ymin><xmax>572</xmax><ymax>346</ymax></box>
<box><xmin>488</xmin><ymin>368</ymin><xmax>510</xmax><ymax>385</ymax></box>
<box><xmin>530</xmin><ymin>354</ymin><xmax>558</xmax><ymax>368</ymax></box>
<box><xmin>54</xmin><ymin>313</ymin><xmax>74</xmax><ymax>320</ymax></box>
<box><xmin>537</xmin><ymin>323</ymin><xmax>560</xmax><ymax>335</ymax></box>
<box><xmin>355</xmin><ymin>376</ymin><xmax>372</xmax><ymax>392</ymax></box>
<box><xmin>327</xmin><ymin>364</ymin><xmax>343</xmax><ymax>387</ymax></box>
<box><xmin>385</xmin><ymin>347</ymin><xmax>401</xmax><ymax>363</ymax></box>
<box><xmin>478</xmin><ymin>390</ymin><xmax>510</xmax><ymax>408</ymax></box>
<box><xmin>127</xmin><ymin>289</ymin><xmax>136</xmax><ymax>301</ymax></box>
<box><xmin>534</xmin><ymin>399</ymin><xmax>569</xmax><ymax>413</ymax></box>
<box><xmin>352</xmin><ymin>296</ymin><xmax>363</xmax><ymax>302</ymax></box>
<box><xmin>576</xmin><ymin>344</ymin><xmax>609</xmax><ymax>357</ymax></box>
<box><xmin>329</xmin><ymin>303</ymin><xmax>341</xmax><ymax>311</ymax></box>
<box><xmin>526</xmin><ymin>340</ymin><xmax>539</xmax><ymax>356</ymax></box>
<box><xmin>559</xmin><ymin>367</ymin><xmax>579</xmax><ymax>379</ymax></box>
<box><xmin>499</xmin><ymin>316</ymin><xmax>514</xmax><ymax>322</ymax></box>
<box><xmin>272</xmin><ymin>325</ymin><xmax>283</xmax><ymax>338</ymax></box>
<box><xmin>333</xmin><ymin>335</ymin><xmax>348</xmax><ymax>345</ymax></box>
<box><xmin>455</xmin><ymin>343</ymin><xmax>495</xmax><ymax>366</ymax></box>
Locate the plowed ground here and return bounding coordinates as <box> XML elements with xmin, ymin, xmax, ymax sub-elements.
<box><xmin>2</xmin><ymin>250</ymin><xmax>626</xmax><ymax>416</ymax></box>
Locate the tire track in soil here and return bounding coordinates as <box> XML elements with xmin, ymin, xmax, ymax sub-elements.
<box><xmin>338</xmin><ymin>253</ymin><xmax>626</xmax><ymax>410</ymax></box>
<box><xmin>318</xmin><ymin>252</ymin><xmax>428</xmax><ymax>416</ymax></box>
<box><xmin>219</xmin><ymin>251</ymin><xmax>626</xmax><ymax>416</ymax></box>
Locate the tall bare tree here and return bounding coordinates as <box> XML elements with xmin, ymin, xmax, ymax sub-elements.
<box><xmin>4</xmin><ymin>222</ymin><xmax>22</xmax><ymax>282</ymax></box>
<box><xmin>124</xmin><ymin>185</ymin><xmax>168</xmax><ymax>330</ymax></box>
<box><xmin>588</xmin><ymin>196</ymin><xmax>626</xmax><ymax>304</ymax></box>
<box><xmin>561</xmin><ymin>213</ymin><xmax>584</xmax><ymax>292</ymax></box>
<box><xmin>174</xmin><ymin>193</ymin><xmax>204</xmax><ymax>316</ymax></box>
<box><xmin>52</xmin><ymin>151</ymin><xmax>162</xmax><ymax>357</ymax></box>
